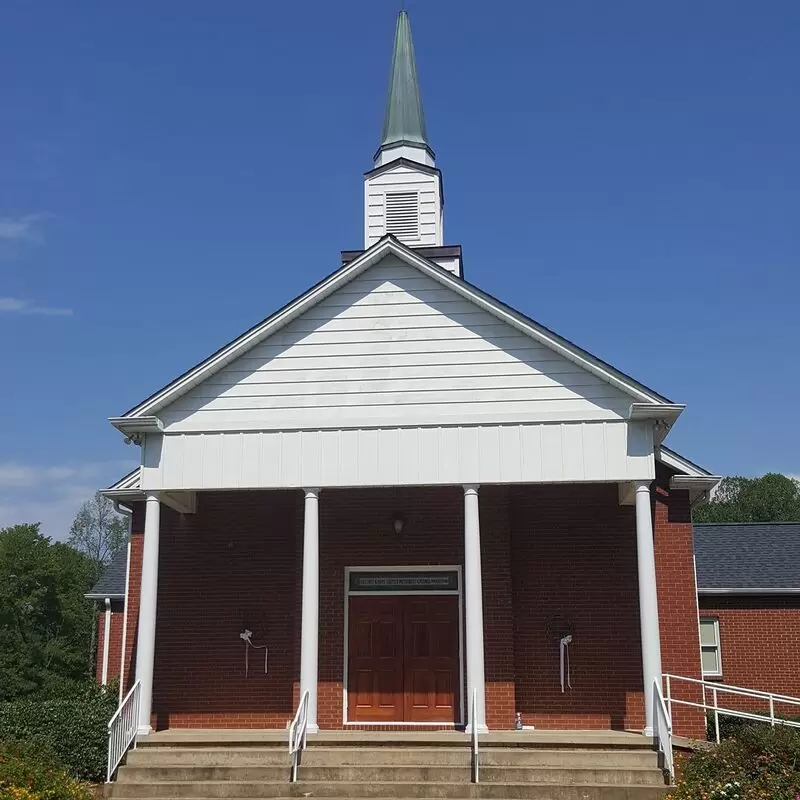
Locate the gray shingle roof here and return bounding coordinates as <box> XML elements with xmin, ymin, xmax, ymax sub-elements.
<box><xmin>86</xmin><ymin>548</ymin><xmax>128</xmax><ymax>599</ymax></box>
<box><xmin>693</xmin><ymin>523</ymin><xmax>800</xmax><ymax>591</ymax></box>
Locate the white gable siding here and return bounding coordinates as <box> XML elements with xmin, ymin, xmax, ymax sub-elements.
<box><xmin>365</xmin><ymin>165</ymin><xmax>441</xmax><ymax>248</ymax></box>
<box><xmin>158</xmin><ymin>255</ymin><xmax>633</xmax><ymax>433</ymax></box>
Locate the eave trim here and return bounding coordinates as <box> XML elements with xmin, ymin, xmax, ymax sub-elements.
<box><xmin>658</xmin><ymin>446</ymin><xmax>715</xmax><ymax>478</ymax></box>
<box><xmin>84</xmin><ymin>593</ymin><xmax>125</xmax><ymax>601</ymax></box>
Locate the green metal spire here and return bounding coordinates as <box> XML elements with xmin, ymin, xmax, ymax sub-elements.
<box><xmin>380</xmin><ymin>10</ymin><xmax>429</xmax><ymax>151</ymax></box>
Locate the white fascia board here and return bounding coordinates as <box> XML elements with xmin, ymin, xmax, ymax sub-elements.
<box><xmin>101</xmin><ymin>488</ymin><xmax>145</xmax><ymax>502</ymax></box>
<box><xmin>118</xmin><ymin>237</ymin><xmax>673</xmax><ymax>421</ymax></box>
<box><xmin>698</xmin><ymin>587</ymin><xmax>800</xmax><ymax>596</ymax></box>
<box><xmin>110</xmin><ymin>416</ymin><xmax>163</xmax><ymax>436</ymax></box>
<box><xmin>629</xmin><ymin>403</ymin><xmax>685</xmax><ymax>427</ymax></box>
<box><xmin>671</xmin><ymin>475</ymin><xmax>722</xmax><ymax>492</ymax></box>
<box><xmin>658</xmin><ymin>446</ymin><xmax>714</xmax><ymax>478</ymax></box>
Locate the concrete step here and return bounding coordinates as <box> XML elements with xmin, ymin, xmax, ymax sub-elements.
<box><xmin>136</xmin><ymin>731</ymin><xmax>655</xmax><ymax>751</ymax></box>
<box><xmin>108</xmin><ymin>783</ymin><xmax>669</xmax><ymax>800</ymax></box>
<box><xmin>117</xmin><ymin>765</ymin><xmax>665</xmax><ymax>787</ymax></box>
<box><xmin>126</xmin><ymin>746</ymin><xmax>659</xmax><ymax>769</ymax></box>
<box><xmin>126</xmin><ymin>750</ymin><xmax>292</xmax><ymax>768</ymax></box>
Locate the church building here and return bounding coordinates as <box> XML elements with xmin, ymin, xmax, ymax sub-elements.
<box><xmin>99</xmin><ymin>11</ymin><xmax>722</xmax><ymax>740</ymax></box>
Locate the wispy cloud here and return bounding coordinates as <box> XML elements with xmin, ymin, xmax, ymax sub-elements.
<box><xmin>0</xmin><ymin>463</ymin><xmax>93</xmax><ymax>488</ymax></box>
<box><xmin>0</xmin><ymin>459</ymin><xmax>138</xmax><ymax>539</ymax></box>
<box><xmin>0</xmin><ymin>297</ymin><xmax>72</xmax><ymax>317</ymax></box>
<box><xmin>0</xmin><ymin>213</ymin><xmax>48</xmax><ymax>243</ymax></box>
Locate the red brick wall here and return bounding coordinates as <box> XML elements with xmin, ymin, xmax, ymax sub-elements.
<box><xmin>653</xmin><ymin>467</ymin><xmax>706</xmax><ymax>739</ymax></box>
<box><xmin>121</xmin><ymin>504</ymin><xmax>144</xmax><ymax>696</ymax></box>
<box><xmin>510</xmin><ymin>483</ymin><xmax>644</xmax><ymax>730</ymax></box>
<box><xmin>479</xmin><ymin>486</ymin><xmax>517</xmax><ymax>729</ymax></box>
<box><xmin>150</xmin><ymin>491</ymin><xmax>300</xmax><ymax>729</ymax></box>
<box><xmin>95</xmin><ymin>600</ymin><xmax>125</xmax><ymax>684</ymax></box>
<box><xmin>698</xmin><ymin>596</ymin><xmax>800</xmax><ymax>718</ymax></box>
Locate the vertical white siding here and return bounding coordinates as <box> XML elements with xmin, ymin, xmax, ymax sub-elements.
<box><xmin>141</xmin><ymin>421</ymin><xmax>655</xmax><ymax>491</ymax></box>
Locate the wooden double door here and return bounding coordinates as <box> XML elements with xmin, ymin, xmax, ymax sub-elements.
<box><xmin>347</xmin><ymin>594</ymin><xmax>460</xmax><ymax>723</ymax></box>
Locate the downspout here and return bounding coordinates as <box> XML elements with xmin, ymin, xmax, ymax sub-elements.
<box><xmin>114</xmin><ymin>501</ymin><xmax>133</xmax><ymax>704</ymax></box>
<box><xmin>102</xmin><ymin>598</ymin><xmax>112</xmax><ymax>686</ymax></box>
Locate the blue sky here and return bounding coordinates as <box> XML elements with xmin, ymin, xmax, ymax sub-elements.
<box><xmin>1</xmin><ymin>1</ymin><xmax>798</xmax><ymax>537</ymax></box>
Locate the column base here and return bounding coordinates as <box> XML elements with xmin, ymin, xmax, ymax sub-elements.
<box><xmin>137</xmin><ymin>724</ymin><xmax>154</xmax><ymax>736</ymax></box>
<box><xmin>465</xmin><ymin>724</ymin><xmax>489</xmax><ymax>734</ymax></box>
<box><xmin>305</xmin><ymin>724</ymin><xmax>320</xmax><ymax>735</ymax></box>
<box><xmin>642</xmin><ymin>726</ymin><xmax>654</xmax><ymax>737</ymax></box>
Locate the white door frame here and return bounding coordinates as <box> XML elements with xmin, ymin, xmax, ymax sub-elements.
<box><xmin>342</xmin><ymin>565</ymin><xmax>465</xmax><ymax>727</ymax></box>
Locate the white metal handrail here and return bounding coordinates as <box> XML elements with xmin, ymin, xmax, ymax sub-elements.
<box><xmin>288</xmin><ymin>690</ymin><xmax>310</xmax><ymax>783</ymax></box>
<box><xmin>652</xmin><ymin>679</ymin><xmax>674</xmax><ymax>783</ymax></box>
<box><xmin>664</xmin><ymin>673</ymin><xmax>800</xmax><ymax>744</ymax></box>
<box><xmin>107</xmin><ymin>680</ymin><xmax>141</xmax><ymax>782</ymax></box>
<box><xmin>470</xmin><ymin>688</ymin><xmax>479</xmax><ymax>784</ymax></box>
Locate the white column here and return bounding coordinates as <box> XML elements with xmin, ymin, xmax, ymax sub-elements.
<box><xmin>464</xmin><ymin>485</ymin><xmax>487</xmax><ymax>732</ymax></box>
<box><xmin>101</xmin><ymin>598</ymin><xmax>112</xmax><ymax>686</ymax></box>
<box><xmin>136</xmin><ymin>493</ymin><xmax>161</xmax><ymax>735</ymax></box>
<box><xmin>635</xmin><ymin>480</ymin><xmax>663</xmax><ymax>736</ymax></box>
<box><xmin>299</xmin><ymin>488</ymin><xmax>320</xmax><ymax>733</ymax></box>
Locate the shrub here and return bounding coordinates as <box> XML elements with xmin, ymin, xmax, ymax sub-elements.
<box><xmin>0</xmin><ymin>682</ymin><xmax>117</xmax><ymax>784</ymax></box>
<box><xmin>0</xmin><ymin>741</ymin><xmax>92</xmax><ymax>800</ymax></box>
<box><xmin>670</xmin><ymin>722</ymin><xmax>800</xmax><ymax>800</ymax></box>
<box><xmin>706</xmin><ymin>709</ymin><xmax>800</xmax><ymax>741</ymax></box>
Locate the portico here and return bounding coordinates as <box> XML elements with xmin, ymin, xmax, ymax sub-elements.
<box><xmin>109</xmin><ymin>467</ymin><xmax>669</xmax><ymax>737</ymax></box>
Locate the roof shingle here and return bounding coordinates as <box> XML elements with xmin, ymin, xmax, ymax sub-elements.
<box><xmin>693</xmin><ymin>523</ymin><xmax>800</xmax><ymax>591</ymax></box>
<box><xmin>86</xmin><ymin>548</ymin><xmax>128</xmax><ymax>598</ymax></box>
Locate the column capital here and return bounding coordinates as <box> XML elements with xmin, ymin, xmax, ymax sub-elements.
<box><xmin>303</xmin><ymin>487</ymin><xmax>321</xmax><ymax>498</ymax></box>
<box><xmin>634</xmin><ymin>480</ymin><xmax>652</xmax><ymax>493</ymax></box>
<box><xmin>463</xmin><ymin>484</ymin><xmax>480</xmax><ymax>495</ymax></box>
<box><xmin>145</xmin><ymin>491</ymin><xmax>161</xmax><ymax>503</ymax></box>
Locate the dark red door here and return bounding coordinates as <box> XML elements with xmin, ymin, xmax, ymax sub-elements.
<box><xmin>347</xmin><ymin>594</ymin><xmax>459</xmax><ymax>723</ymax></box>
<box><xmin>347</xmin><ymin>596</ymin><xmax>404</xmax><ymax>722</ymax></box>
<box><xmin>404</xmin><ymin>596</ymin><xmax>460</xmax><ymax>722</ymax></box>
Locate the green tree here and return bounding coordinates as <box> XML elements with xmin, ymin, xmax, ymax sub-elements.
<box><xmin>694</xmin><ymin>473</ymin><xmax>800</xmax><ymax>523</ymax></box>
<box><xmin>67</xmin><ymin>492</ymin><xmax>128</xmax><ymax>575</ymax></box>
<box><xmin>0</xmin><ymin>524</ymin><xmax>97</xmax><ymax>700</ymax></box>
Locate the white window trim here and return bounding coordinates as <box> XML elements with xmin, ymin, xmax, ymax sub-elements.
<box><xmin>699</xmin><ymin>616</ymin><xmax>723</xmax><ymax>678</ymax></box>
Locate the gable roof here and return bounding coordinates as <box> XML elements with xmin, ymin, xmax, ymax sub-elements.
<box><xmin>113</xmin><ymin>235</ymin><xmax>675</xmax><ymax>429</ymax></box>
<box><xmin>85</xmin><ymin>548</ymin><xmax>128</xmax><ymax>600</ymax></box>
<box><xmin>694</xmin><ymin>523</ymin><xmax>800</xmax><ymax>594</ymax></box>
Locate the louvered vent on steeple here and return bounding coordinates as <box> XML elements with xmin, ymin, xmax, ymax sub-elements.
<box><xmin>385</xmin><ymin>191</ymin><xmax>419</xmax><ymax>242</ymax></box>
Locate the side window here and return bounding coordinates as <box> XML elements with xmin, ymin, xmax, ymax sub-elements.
<box><xmin>699</xmin><ymin>617</ymin><xmax>722</xmax><ymax>677</ymax></box>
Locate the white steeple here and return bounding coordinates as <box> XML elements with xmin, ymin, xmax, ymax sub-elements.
<box><xmin>364</xmin><ymin>11</ymin><xmax>444</xmax><ymax>251</ymax></box>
